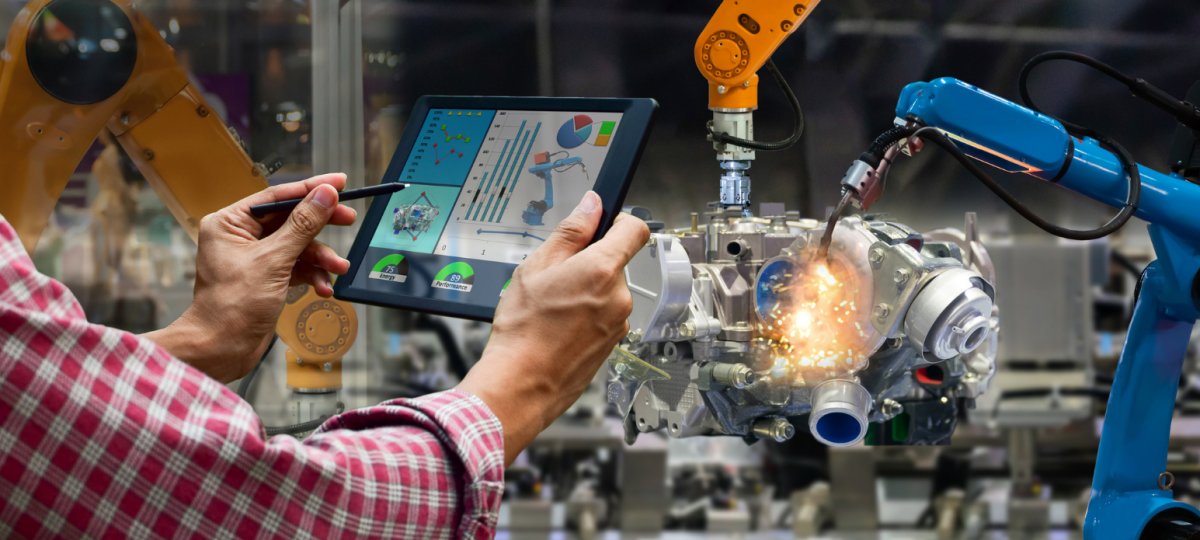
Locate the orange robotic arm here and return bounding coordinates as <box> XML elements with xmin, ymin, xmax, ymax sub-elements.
<box><xmin>0</xmin><ymin>0</ymin><xmax>355</xmax><ymax>396</ymax></box>
<box><xmin>693</xmin><ymin>0</ymin><xmax>822</xmax><ymax>207</ymax></box>
<box><xmin>0</xmin><ymin>0</ymin><xmax>267</xmax><ymax>253</ymax></box>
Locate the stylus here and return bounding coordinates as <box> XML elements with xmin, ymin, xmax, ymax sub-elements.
<box><xmin>249</xmin><ymin>183</ymin><xmax>409</xmax><ymax>217</ymax></box>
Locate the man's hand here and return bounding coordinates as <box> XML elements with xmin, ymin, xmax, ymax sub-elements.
<box><xmin>145</xmin><ymin>174</ymin><xmax>357</xmax><ymax>383</ymax></box>
<box><xmin>457</xmin><ymin>191</ymin><xmax>649</xmax><ymax>465</ymax></box>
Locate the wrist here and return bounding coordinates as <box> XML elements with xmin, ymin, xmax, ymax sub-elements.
<box><xmin>144</xmin><ymin>308</ymin><xmax>235</xmax><ymax>381</ymax></box>
<box><xmin>458</xmin><ymin>345</ymin><xmax>557</xmax><ymax>465</ymax></box>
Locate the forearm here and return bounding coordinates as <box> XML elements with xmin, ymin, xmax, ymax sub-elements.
<box><xmin>141</xmin><ymin>308</ymin><xmax>248</xmax><ymax>383</ymax></box>
<box><xmin>457</xmin><ymin>345</ymin><xmax>564</xmax><ymax>467</ymax></box>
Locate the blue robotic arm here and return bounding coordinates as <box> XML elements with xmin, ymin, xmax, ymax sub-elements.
<box><xmin>523</xmin><ymin>155</ymin><xmax>583</xmax><ymax>226</ymax></box>
<box><xmin>870</xmin><ymin>76</ymin><xmax>1200</xmax><ymax>539</ymax></box>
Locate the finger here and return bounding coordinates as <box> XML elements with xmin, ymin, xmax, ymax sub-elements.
<box><xmin>267</xmin><ymin>184</ymin><xmax>339</xmax><ymax>262</ymax></box>
<box><xmin>329</xmin><ymin>205</ymin><xmax>357</xmax><ymax>226</ymax></box>
<box><xmin>298</xmin><ymin>241</ymin><xmax>351</xmax><ymax>275</ymax></box>
<box><xmin>214</xmin><ymin>173</ymin><xmax>348</xmax><ymax>238</ymax></box>
<box><xmin>526</xmin><ymin>191</ymin><xmax>602</xmax><ymax>267</ymax></box>
<box><xmin>292</xmin><ymin>263</ymin><xmax>334</xmax><ymax>297</ymax></box>
<box><xmin>259</xmin><ymin>202</ymin><xmax>355</xmax><ymax>236</ymax></box>
<box><xmin>245</xmin><ymin>173</ymin><xmax>348</xmax><ymax>210</ymax></box>
<box><xmin>580</xmin><ymin>213</ymin><xmax>650</xmax><ymax>266</ymax></box>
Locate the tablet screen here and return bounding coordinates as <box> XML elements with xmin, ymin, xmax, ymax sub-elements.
<box><xmin>338</xmin><ymin>99</ymin><xmax>652</xmax><ymax>320</ymax></box>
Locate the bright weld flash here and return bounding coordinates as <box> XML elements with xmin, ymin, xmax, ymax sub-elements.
<box><xmin>760</xmin><ymin>256</ymin><xmax>871</xmax><ymax>379</ymax></box>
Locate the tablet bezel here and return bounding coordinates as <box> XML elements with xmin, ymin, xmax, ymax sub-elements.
<box><xmin>334</xmin><ymin>95</ymin><xmax>657</xmax><ymax>321</ymax></box>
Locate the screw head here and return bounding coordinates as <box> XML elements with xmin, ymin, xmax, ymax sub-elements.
<box><xmin>873</xmin><ymin>303</ymin><xmax>892</xmax><ymax>321</ymax></box>
<box><xmin>894</xmin><ymin>268</ymin><xmax>911</xmax><ymax>285</ymax></box>
<box><xmin>882</xmin><ymin>399</ymin><xmax>903</xmax><ymax>419</ymax></box>
<box><xmin>868</xmin><ymin>247</ymin><xmax>885</xmax><ymax>267</ymax></box>
<box><xmin>717</xmin><ymin>85</ymin><xmax>727</xmax><ymax>94</ymax></box>
<box><xmin>322</xmin><ymin>362</ymin><xmax>333</xmax><ymax>372</ymax></box>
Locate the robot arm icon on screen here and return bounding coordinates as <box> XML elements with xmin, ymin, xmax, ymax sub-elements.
<box><xmin>523</xmin><ymin>150</ymin><xmax>586</xmax><ymax>226</ymax></box>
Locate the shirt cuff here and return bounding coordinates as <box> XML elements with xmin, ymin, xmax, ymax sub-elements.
<box><xmin>318</xmin><ymin>390</ymin><xmax>505</xmax><ymax>534</ymax></box>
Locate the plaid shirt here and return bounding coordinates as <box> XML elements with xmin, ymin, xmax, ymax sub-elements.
<box><xmin>0</xmin><ymin>217</ymin><xmax>505</xmax><ymax>539</ymax></box>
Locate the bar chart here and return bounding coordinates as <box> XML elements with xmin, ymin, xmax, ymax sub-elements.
<box><xmin>464</xmin><ymin>114</ymin><xmax>543</xmax><ymax>224</ymax></box>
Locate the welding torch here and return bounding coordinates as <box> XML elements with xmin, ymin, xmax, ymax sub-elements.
<box><xmin>818</xmin><ymin>126</ymin><xmax>916</xmax><ymax>258</ymax></box>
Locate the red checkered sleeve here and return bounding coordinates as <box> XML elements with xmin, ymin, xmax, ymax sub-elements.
<box><xmin>0</xmin><ymin>217</ymin><xmax>506</xmax><ymax>539</ymax></box>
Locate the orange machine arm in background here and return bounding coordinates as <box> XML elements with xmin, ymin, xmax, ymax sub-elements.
<box><xmin>694</xmin><ymin>0</ymin><xmax>822</xmax><ymax>208</ymax></box>
<box><xmin>694</xmin><ymin>0</ymin><xmax>821</xmax><ymax>111</ymax></box>
<box><xmin>0</xmin><ymin>0</ymin><xmax>355</xmax><ymax>397</ymax></box>
<box><xmin>0</xmin><ymin>0</ymin><xmax>267</xmax><ymax>253</ymax></box>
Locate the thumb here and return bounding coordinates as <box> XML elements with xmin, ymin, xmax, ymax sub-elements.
<box><xmin>530</xmin><ymin>191</ymin><xmax>602</xmax><ymax>266</ymax></box>
<box><xmin>269</xmin><ymin>184</ymin><xmax>338</xmax><ymax>261</ymax></box>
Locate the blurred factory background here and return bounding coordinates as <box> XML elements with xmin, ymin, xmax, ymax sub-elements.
<box><xmin>6</xmin><ymin>0</ymin><xmax>1200</xmax><ymax>537</ymax></box>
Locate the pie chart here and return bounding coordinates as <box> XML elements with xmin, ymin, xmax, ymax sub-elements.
<box><xmin>557</xmin><ymin>114</ymin><xmax>594</xmax><ymax>149</ymax></box>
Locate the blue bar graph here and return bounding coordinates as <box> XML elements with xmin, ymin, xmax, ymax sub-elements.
<box><xmin>494</xmin><ymin>122</ymin><xmax>542</xmax><ymax>223</ymax></box>
<box><xmin>481</xmin><ymin>122</ymin><xmax>529</xmax><ymax>222</ymax></box>
<box><xmin>470</xmin><ymin>136</ymin><xmax>513</xmax><ymax>221</ymax></box>
<box><xmin>488</xmin><ymin>122</ymin><xmax>541</xmax><ymax>223</ymax></box>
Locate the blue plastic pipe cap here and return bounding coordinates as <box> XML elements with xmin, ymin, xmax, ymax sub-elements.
<box><xmin>809</xmin><ymin>379</ymin><xmax>871</xmax><ymax>447</ymax></box>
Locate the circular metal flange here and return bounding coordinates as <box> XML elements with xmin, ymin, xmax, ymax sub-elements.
<box><xmin>26</xmin><ymin>0</ymin><xmax>138</xmax><ymax>105</ymax></box>
<box><xmin>700</xmin><ymin>31</ymin><xmax>750</xmax><ymax>80</ymax></box>
<box><xmin>278</xmin><ymin>288</ymin><xmax>358</xmax><ymax>362</ymax></box>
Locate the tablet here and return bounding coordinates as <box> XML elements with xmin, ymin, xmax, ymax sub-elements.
<box><xmin>334</xmin><ymin>96</ymin><xmax>657</xmax><ymax>321</ymax></box>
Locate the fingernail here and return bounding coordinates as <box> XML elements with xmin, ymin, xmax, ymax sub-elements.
<box><xmin>313</xmin><ymin>185</ymin><xmax>336</xmax><ymax>208</ymax></box>
<box><xmin>575</xmin><ymin>191</ymin><xmax>599</xmax><ymax>215</ymax></box>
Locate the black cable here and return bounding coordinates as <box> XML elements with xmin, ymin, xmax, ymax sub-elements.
<box><xmin>266</xmin><ymin>418</ymin><xmax>328</xmax><ymax>437</ymax></box>
<box><xmin>860</xmin><ymin>125</ymin><xmax>919</xmax><ymax>167</ymax></box>
<box><xmin>911</xmin><ymin>126</ymin><xmax>1141</xmax><ymax>240</ymax></box>
<box><xmin>706</xmin><ymin>58</ymin><xmax>805</xmax><ymax>151</ymax></box>
<box><xmin>1111</xmin><ymin>251</ymin><xmax>1144</xmax><ymax>279</ymax></box>
<box><xmin>1020</xmin><ymin>51</ymin><xmax>1200</xmax><ymax>133</ymax></box>
<box><xmin>237</xmin><ymin>336</ymin><xmax>277</xmax><ymax>400</ymax></box>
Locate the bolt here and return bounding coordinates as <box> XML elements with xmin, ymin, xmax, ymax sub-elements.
<box><xmin>752</xmin><ymin>417</ymin><xmax>795</xmax><ymax>443</ymax></box>
<box><xmin>874</xmin><ymin>303</ymin><xmax>892</xmax><ymax>322</ymax></box>
<box><xmin>679</xmin><ymin>322</ymin><xmax>697</xmax><ymax>338</ymax></box>
<box><xmin>743</xmin><ymin>80</ymin><xmax>751</xmax><ymax>88</ymax></box>
<box><xmin>627</xmin><ymin>329</ymin><xmax>644</xmax><ymax>343</ymax></box>
<box><xmin>882</xmin><ymin>399</ymin><xmax>903</xmax><ymax>419</ymax></box>
<box><xmin>713</xmin><ymin>363</ymin><xmax>756</xmax><ymax>389</ymax></box>
<box><xmin>894</xmin><ymin>268</ymin><xmax>911</xmax><ymax>286</ymax></box>
<box><xmin>196</xmin><ymin>105</ymin><xmax>209</xmax><ymax>118</ymax></box>
<box><xmin>120</xmin><ymin>112</ymin><xmax>131</xmax><ymax>126</ymax></box>
<box><xmin>868</xmin><ymin>247</ymin><xmax>885</xmax><ymax>267</ymax></box>
<box><xmin>614</xmin><ymin>362</ymin><xmax>628</xmax><ymax>376</ymax></box>
<box><xmin>717</xmin><ymin>85</ymin><xmax>727</xmax><ymax>94</ymax></box>
<box><xmin>322</xmin><ymin>362</ymin><xmax>333</xmax><ymax>372</ymax></box>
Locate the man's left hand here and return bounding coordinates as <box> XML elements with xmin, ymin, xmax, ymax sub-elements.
<box><xmin>145</xmin><ymin>173</ymin><xmax>357</xmax><ymax>383</ymax></box>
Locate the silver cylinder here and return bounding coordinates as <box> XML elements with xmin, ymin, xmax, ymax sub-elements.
<box><xmin>808</xmin><ymin>379</ymin><xmax>872</xmax><ymax>447</ymax></box>
<box><xmin>711</xmin><ymin>362</ymin><xmax>757</xmax><ymax>389</ymax></box>
<box><xmin>904</xmin><ymin>268</ymin><xmax>995</xmax><ymax>361</ymax></box>
<box><xmin>752</xmin><ymin>417</ymin><xmax>795</xmax><ymax>443</ymax></box>
<box><xmin>719</xmin><ymin>160</ymin><xmax>752</xmax><ymax>208</ymax></box>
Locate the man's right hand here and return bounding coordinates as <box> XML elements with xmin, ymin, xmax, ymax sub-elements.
<box><xmin>458</xmin><ymin>191</ymin><xmax>649</xmax><ymax>465</ymax></box>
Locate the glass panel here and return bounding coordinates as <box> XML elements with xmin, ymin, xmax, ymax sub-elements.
<box><xmin>0</xmin><ymin>0</ymin><xmax>315</xmax><ymax>333</ymax></box>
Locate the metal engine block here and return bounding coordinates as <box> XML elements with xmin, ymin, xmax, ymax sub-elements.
<box><xmin>610</xmin><ymin>206</ymin><xmax>999</xmax><ymax>447</ymax></box>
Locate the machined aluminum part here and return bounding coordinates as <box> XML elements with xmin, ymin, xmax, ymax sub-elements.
<box><xmin>614</xmin><ymin>208</ymin><xmax>1000</xmax><ymax>447</ymax></box>
<box><xmin>711</xmin><ymin>111</ymin><xmax>755</xmax><ymax>162</ymax></box>
<box><xmin>904</xmin><ymin>268</ymin><xmax>995</xmax><ymax>361</ymax></box>
<box><xmin>809</xmin><ymin>379</ymin><xmax>872</xmax><ymax>447</ymax></box>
